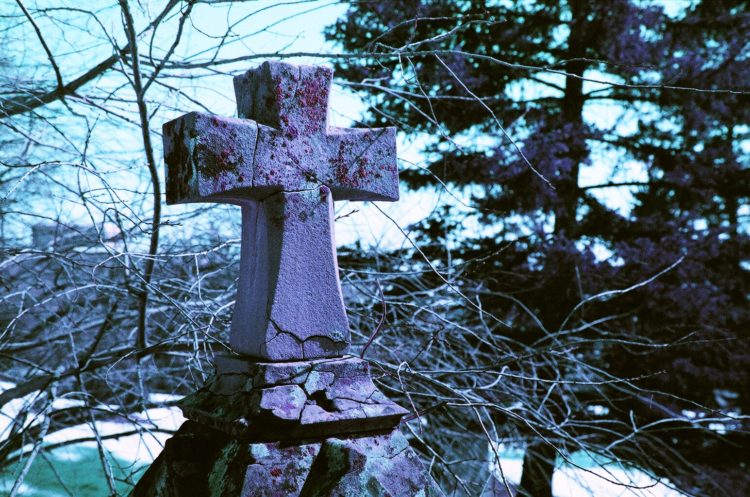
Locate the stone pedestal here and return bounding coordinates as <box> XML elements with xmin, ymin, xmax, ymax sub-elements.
<box><xmin>131</xmin><ymin>355</ymin><xmax>440</xmax><ymax>496</ymax></box>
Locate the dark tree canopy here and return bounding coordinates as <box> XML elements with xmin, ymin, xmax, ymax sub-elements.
<box><xmin>328</xmin><ymin>1</ymin><xmax>749</xmax><ymax>495</ymax></box>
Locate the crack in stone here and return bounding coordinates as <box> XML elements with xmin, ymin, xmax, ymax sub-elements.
<box><xmin>292</xmin><ymin>65</ymin><xmax>303</xmax><ymax>115</ymax></box>
<box><xmin>253</xmin><ymin>185</ymin><xmax>330</xmax><ymax>202</ymax></box>
<box><xmin>249</xmin><ymin>120</ymin><xmax>260</xmax><ymax>187</ymax></box>
<box><xmin>268</xmin><ymin>317</ymin><xmax>348</xmax><ymax>347</ymax></box>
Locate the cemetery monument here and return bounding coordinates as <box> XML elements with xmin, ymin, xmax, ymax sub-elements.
<box><xmin>131</xmin><ymin>61</ymin><xmax>439</xmax><ymax>496</ymax></box>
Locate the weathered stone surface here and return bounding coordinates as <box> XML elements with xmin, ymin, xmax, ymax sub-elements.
<box><xmin>180</xmin><ymin>356</ymin><xmax>408</xmax><ymax>440</ymax></box>
<box><xmin>255</xmin><ymin>384</ymin><xmax>306</xmax><ymax>421</ymax></box>
<box><xmin>130</xmin><ymin>422</ymin><xmax>441</xmax><ymax>497</ymax></box>
<box><xmin>233</xmin><ymin>60</ymin><xmax>330</xmax><ymax>137</ymax></box>
<box><xmin>129</xmin><ymin>421</ymin><xmax>242</xmax><ymax>497</ymax></box>
<box><xmin>229</xmin><ymin>61</ymin><xmax>399</xmax><ymax>201</ymax></box>
<box><xmin>250</xmin><ymin>361</ymin><xmax>308</xmax><ymax>388</ymax></box>
<box><xmin>231</xmin><ymin>187</ymin><xmax>349</xmax><ymax>361</ymax></box>
<box><xmin>240</xmin><ymin>441</ymin><xmax>320</xmax><ymax>497</ymax></box>
<box><xmin>303</xmin><ymin>370</ymin><xmax>335</xmax><ymax>395</ymax></box>
<box><xmin>163</xmin><ymin>60</ymin><xmax>399</xmax><ymax>361</ymax></box>
<box><xmin>164</xmin><ymin>112</ymin><xmax>257</xmax><ymax>204</ymax></box>
<box><xmin>298</xmin><ymin>431</ymin><xmax>442</xmax><ymax>497</ymax></box>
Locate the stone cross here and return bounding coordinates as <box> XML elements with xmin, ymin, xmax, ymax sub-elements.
<box><xmin>163</xmin><ymin>61</ymin><xmax>398</xmax><ymax>361</ymax></box>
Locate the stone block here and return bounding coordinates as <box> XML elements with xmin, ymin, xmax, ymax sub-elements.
<box><xmin>298</xmin><ymin>431</ymin><xmax>442</xmax><ymax>497</ymax></box>
<box><xmin>230</xmin><ymin>188</ymin><xmax>350</xmax><ymax>360</ymax></box>
<box><xmin>241</xmin><ymin>442</ymin><xmax>320</xmax><ymax>497</ymax></box>
<box><xmin>179</xmin><ymin>356</ymin><xmax>408</xmax><ymax>440</ymax></box>
<box><xmin>303</xmin><ymin>370</ymin><xmax>335</xmax><ymax>395</ymax></box>
<box><xmin>163</xmin><ymin>112</ymin><xmax>257</xmax><ymax>204</ymax></box>
<box><xmin>252</xmin><ymin>360</ymin><xmax>310</xmax><ymax>388</ymax></box>
<box><xmin>130</xmin><ymin>422</ymin><xmax>442</xmax><ymax>497</ymax></box>
<box><xmin>255</xmin><ymin>384</ymin><xmax>307</xmax><ymax>421</ymax></box>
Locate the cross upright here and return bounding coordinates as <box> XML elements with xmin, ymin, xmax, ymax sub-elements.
<box><xmin>163</xmin><ymin>61</ymin><xmax>399</xmax><ymax>361</ymax></box>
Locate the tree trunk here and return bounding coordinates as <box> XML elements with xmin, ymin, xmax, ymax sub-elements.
<box><xmin>520</xmin><ymin>1</ymin><xmax>589</xmax><ymax>495</ymax></box>
<box><xmin>554</xmin><ymin>0</ymin><xmax>587</xmax><ymax>237</ymax></box>
<box><xmin>518</xmin><ymin>442</ymin><xmax>557</xmax><ymax>497</ymax></box>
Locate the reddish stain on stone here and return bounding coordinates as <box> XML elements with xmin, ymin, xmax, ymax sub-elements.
<box><xmin>299</xmin><ymin>79</ymin><xmax>325</xmax><ymax>109</ymax></box>
<box><xmin>287</xmin><ymin>124</ymin><xmax>298</xmax><ymax>139</ymax></box>
<box><xmin>270</xmin><ymin>467</ymin><xmax>282</xmax><ymax>477</ymax></box>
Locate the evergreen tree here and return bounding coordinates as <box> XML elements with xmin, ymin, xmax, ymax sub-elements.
<box><xmin>328</xmin><ymin>1</ymin><xmax>749</xmax><ymax>495</ymax></box>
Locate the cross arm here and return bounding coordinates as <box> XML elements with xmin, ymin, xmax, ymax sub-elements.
<box><xmin>322</xmin><ymin>126</ymin><xmax>399</xmax><ymax>202</ymax></box>
<box><xmin>163</xmin><ymin>111</ymin><xmax>258</xmax><ymax>205</ymax></box>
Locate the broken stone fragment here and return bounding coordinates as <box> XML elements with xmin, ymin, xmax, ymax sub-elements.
<box><xmin>330</xmin><ymin>397</ymin><xmax>362</xmax><ymax>412</ymax></box>
<box><xmin>326</xmin><ymin>374</ymin><xmax>379</xmax><ymax>403</ymax></box>
<box><xmin>361</xmin><ymin>403</ymin><xmax>404</xmax><ymax>418</ymax></box>
<box><xmin>253</xmin><ymin>361</ymin><xmax>310</xmax><ymax>388</ymax></box>
<box><xmin>303</xmin><ymin>370</ymin><xmax>335</xmax><ymax>395</ymax></box>
<box><xmin>255</xmin><ymin>384</ymin><xmax>307</xmax><ymax>421</ymax></box>
<box><xmin>298</xmin><ymin>431</ymin><xmax>441</xmax><ymax>497</ymax></box>
<box><xmin>315</xmin><ymin>356</ymin><xmax>371</xmax><ymax>377</ymax></box>
<box><xmin>299</xmin><ymin>403</ymin><xmax>336</xmax><ymax>425</ymax></box>
<box><xmin>180</xmin><ymin>356</ymin><xmax>409</xmax><ymax>440</ymax></box>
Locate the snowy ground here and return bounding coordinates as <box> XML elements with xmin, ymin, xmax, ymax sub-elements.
<box><xmin>488</xmin><ymin>443</ymin><xmax>686</xmax><ymax>497</ymax></box>
<box><xmin>1</xmin><ymin>382</ymin><xmax>685</xmax><ymax>496</ymax></box>
<box><xmin>0</xmin><ymin>382</ymin><xmax>185</xmax><ymax>496</ymax></box>
<box><xmin>0</xmin><ymin>383</ymin><xmax>184</xmax><ymax>465</ymax></box>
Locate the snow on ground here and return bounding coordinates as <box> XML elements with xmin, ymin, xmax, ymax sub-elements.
<box><xmin>1</xmin><ymin>382</ymin><xmax>186</xmax><ymax>496</ymax></box>
<box><xmin>552</xmin><ymin>464</ymin><xmax>685</xmax><ymax>497</ymax></box>
<box><xmin>42</xmin><ymin>404</ymin><xmax>185</xmax><ymax>464</ymax></box>
<box><xmin>1</xmin><ymin>381</ymin><xmax>185</xmax><ymax>466</ymax></box>
<box><xmin>489</xmin><ymin>442</ymin><xmax>687</xmax><ymax>497</ymax></box>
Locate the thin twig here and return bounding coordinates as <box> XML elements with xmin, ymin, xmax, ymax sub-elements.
<box><xmin>14</xmin><ymin>0</ymin><xmax>64</xmax><ymax>91</ymax></box>
<box><xmin>118</xmin><ymin>0</ymin><xmax>162</xmax><ymax>355</ymax></box>
<box><xmin>360</xmin><ymin>279</ymin><xmax>387</xmax><ymax>358</ymax></box>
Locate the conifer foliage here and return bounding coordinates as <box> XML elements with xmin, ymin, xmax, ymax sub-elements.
<box><xmin>328</xmin><ymin>1</ymin><xmax>749</xmax><ymax>495</ymax></box>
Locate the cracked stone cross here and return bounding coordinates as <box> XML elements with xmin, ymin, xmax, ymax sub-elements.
<box><xmin>134</xmin><ymin>61</ymin><xmax>436</xmax><ymax>496</ymax></box>
<box><xmin>163</xmin><ymin>61</ymin><xmax>398</xmax><ymax>361</ymax></box>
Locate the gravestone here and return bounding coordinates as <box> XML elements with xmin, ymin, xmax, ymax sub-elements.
<box><xmin>131</xmin><ymin>61</ymin><xmax>439</xmax><ymax>496</ymax></box>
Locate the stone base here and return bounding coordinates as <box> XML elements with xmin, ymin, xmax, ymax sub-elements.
<box><xmin>179</xmin><ymin>355</ymin><xmax>408</xmax><ymax>440</ymax></box>
<box><xmin>131</xmin><ymin>355</ymin><xmax>440</xmax><ymax>496</ymax></box>
<box><xmin>130</xmin><ymin>421</ymin><xmax>441</xmax><ymax>497</ymax></box>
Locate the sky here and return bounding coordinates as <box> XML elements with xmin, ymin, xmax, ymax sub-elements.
<box><xmin>151</xmin><ymin>0</ymin><xmax>697</xmax><ymax>250</ymax></box>
<box><xmin>167</xmin><ymin>0</ymin><xmax>444</xmax><ymax>250</ymax></box>
<box><xmin>0</xmin><ymin>0</ymin><xmax>441</xmax><ymax>251</ymax></box>
<box><xmin>1</xmin><ymin>0</ymin><xmax>718</xmax><ymax>255</ymax></box>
